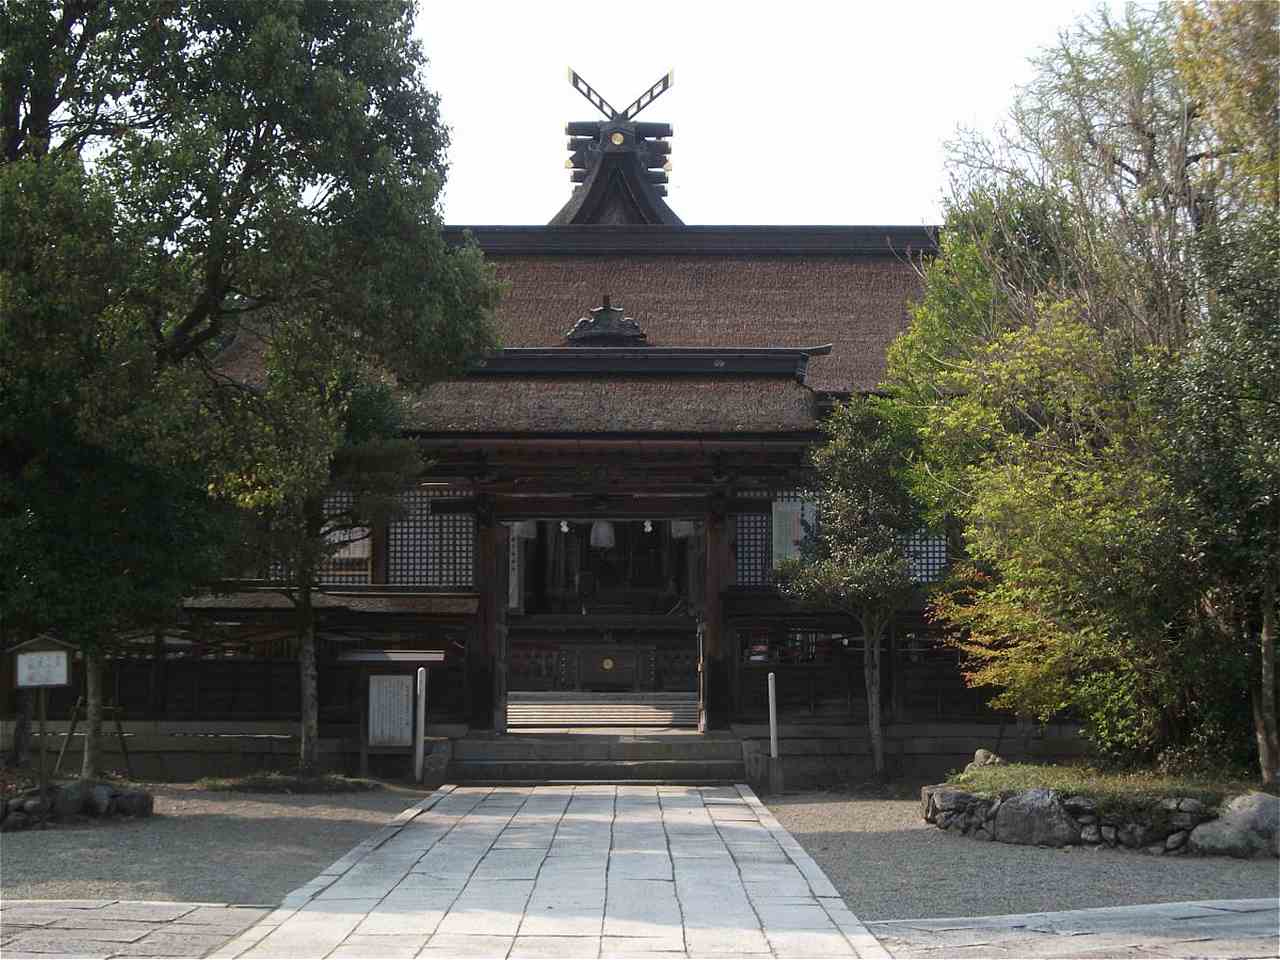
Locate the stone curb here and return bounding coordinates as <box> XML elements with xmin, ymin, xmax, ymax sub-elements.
<box><xmin>735</xmin><ymin>783</ymin><xmax>891</xmax><ymax>960</ymax></box>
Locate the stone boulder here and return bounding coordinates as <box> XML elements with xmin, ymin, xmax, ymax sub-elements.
<box><xmin>1189</xmin><ymin>792</ymin><xmax>1280</xmax><ymax>859</ymax></box>
<box><xmin>921</xmin><ymin>785</ymin><xmax>981</xmax><ymax>824</ymax></box>
<box><xmin>992</xmin><ymin>788</ymin><xmax>1080</xmax><ymax>847</ymax></box>
<box><xmin>87</xmin><ymin>783</ymin><xmax>115</xmax><ymax>817</ymax></box>
<box><xmin>963</xmin><ymin>748</ymin><xmax>1006</xmax><ymax>775</ymax></box>
<box><xmin>52</xmin><ymin>782</ymin><xmax>88</xmax><ymax>818</ymax></box>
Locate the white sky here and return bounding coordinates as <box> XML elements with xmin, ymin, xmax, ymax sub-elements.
<box><xmin>419</xmin><ymin>1</ymin><xmax>1098</xmax><ymax>227</ymax></box>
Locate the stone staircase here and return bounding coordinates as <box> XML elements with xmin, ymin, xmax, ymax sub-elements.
<box><xmin>506</xmin><ymin>691</ymin><xmax>700</xmax><ymax>728</ymax></box>
<box><xmin>449</xmin><ymin>729</ymin><xmax>745</xmax><ymax>784</ymax></box>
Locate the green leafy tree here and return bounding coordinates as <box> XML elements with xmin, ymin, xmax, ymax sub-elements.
<box><xmin>776</xmin><ymin>397</ymin><xmax>921</xmax><ymax>780</ymax></box>
<box><xmin>1157</xmin><ymin>212</ymin><xmax>1280</xmax><ymax>783</ymax></box>
<box><xmin>1176</xmin><ymin>0</ymin><xmax>1280</xmax><ymax>210</ymax></box>
<box><xmin>922</xmin><ymin>313</ymin><xmax>1236</xmax><ymax>764</ymax></box>
<box><xmin>0</xmin><ymin>152</ymin><xmax>236</xmax><ymax>775</ymax></box>
<box><xmin>208</xmin><ymin>316</ymin><xmax>438</xmax><ymax>771</ymax></box>
<box><xmin>1</xmin><ymin>1</ymin><xmax>499</xmax><ymax>768</ymax></box>
<box><xmin>1</xmin><ymin>0</ymin><xmax>498</xmax><ymax>425</ymax></box>
<box><xmin>885</xmin><ymin>2</ymin><xmax>1275</xmax><ymax>773</ymax></box>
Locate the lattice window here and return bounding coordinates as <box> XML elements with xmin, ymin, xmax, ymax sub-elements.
<box><xmin>735</xmin><ymin>513</ymin><xmax>772</xmax><ymax>586</ymax></box>
<box><xmin>388</xmin><ymin>489</ymin><xmax>475</xmax><ymax>587</ymax></box>
<box><xmin>316</xmin><ymin>491</ymin><xmax>372</xmax><ymax>585</ymax></box>
<box><xmin>267</xmin><ymin>491</ymin><xmax>372</xmax><ymax>585</ymax></box>
<box><xmin>904</xmin><ymin>532</ymin><xmax>948</xmax><ymax>583</ymax></box>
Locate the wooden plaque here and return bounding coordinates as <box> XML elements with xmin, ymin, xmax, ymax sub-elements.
<box><xmin>16</xmin><ymin>650</ymin><xmax>70</xmax><ymax>688</ymax></box>
<box><xmin>368</xmin><ymin>675</ymin><xmax>414</xmax><ymax>747</ymax></box>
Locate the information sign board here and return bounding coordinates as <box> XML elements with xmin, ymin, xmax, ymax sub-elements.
<box><xmin>16</xmin><ymin>650</ymin><xmax>70</xmax><ymax>688</ymax></box>
<box><xmin>368</xmin><ymin>675</ymin><xmax>414</xmax><ymax>747</ymax></box>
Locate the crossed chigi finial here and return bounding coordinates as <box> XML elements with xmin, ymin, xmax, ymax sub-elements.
<box><xmin>568</xmin><ymin>68</ymin><xmax>674</xmax><ymax>122</ymax></box>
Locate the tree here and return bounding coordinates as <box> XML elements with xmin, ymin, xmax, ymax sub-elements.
<box><xmin>1</xmin><ymin>2</ymin><xmax>500</xmax><ymax>769</ymax></box>
<box><xmin>1158</xmin><ymin>211</ymin><xmax>1280</xmax><ymax>783</ymax></box>
<box><xmin>885</xmin><ymin>2</ymin><xmax>1276</xmax><ymax>772</ymax></box>
<box><xmin>1</xmin><ymin>0</ymin><xmax>499</xmax><ymax>445</ymax></box>
<box><xmin>776</xmin><ymin>397</ymin><xmax>921</xmax><ymax>780</ymax></box>
<box><xmin>1176</xmin><ymin>0</ymin><xmax>1280</xmax><ymax>210</ymax></box>
<box><xmin>948</xmin><ymin>4</ymin><xmax>1218</xmax><ymax>351</ymax></box>
<box><xmin>920</xmin><ymin>312</ymin><xmax>1240</xmax><ymax>764</ymax></box>
<box><xmin>207</xmin><ymin>315</ymin><xmax>444</xmax><ymax>771</ymax></box>
<box><xmin>0</xmin><ymin>152</ymin><xmax>236</xmax><ymax>775</ymax></box>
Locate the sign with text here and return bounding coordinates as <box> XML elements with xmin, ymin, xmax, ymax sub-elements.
<box><xmin>368</xmin><ymin>675</ymin><xmax>414</xmax><ymax>747</ymax></box>
<box><xmin>16</xmin><ymin>650</ymin><xmax>70</xmax><ymax>688</ymax></box>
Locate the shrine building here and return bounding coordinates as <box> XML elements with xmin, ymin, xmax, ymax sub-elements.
<box><xmin>10</xmin><ymin>74</ymin><xmax>1085</xmax><ymax>782</ymax></box>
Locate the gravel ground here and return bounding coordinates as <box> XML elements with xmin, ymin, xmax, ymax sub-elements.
<box><xmin>769</xmin><ymin>783</ymin><xmax>1280</xmax><ymax>922</ymax></box>
<box><xmin>0</xmin><ymin>782</ymin><xmax>429</xmax><ymax>905</ymax></box>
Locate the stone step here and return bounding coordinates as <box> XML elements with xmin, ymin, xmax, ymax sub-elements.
<box><xmin>453</xmin><ymin>737</ymin><xmax>744</xmax><ymax>762</ymax></box>
<box><xmin>448</xmin><ymin>758</ymin><xmax>747</xmax><ymax>783</ymax></box>
<box><xmin>507</xmin><ymin>692</ymin><xmax>700</xmax><ymax>728</ymax></box>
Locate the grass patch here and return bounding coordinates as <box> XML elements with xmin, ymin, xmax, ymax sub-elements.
<box><xmin>947</xmin><ymin>762</ymin><xmax>1270</xmax><ymax>819</ymax></box>
<box><xmin>197</xmin><ymin>771</ymin><xmax>383</xmax><ymax>794</ymax></box>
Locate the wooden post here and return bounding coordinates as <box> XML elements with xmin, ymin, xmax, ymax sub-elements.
<box><xmin>37</xmin><ymin>687</ymin><xmax>48</xmax><ymax>825</ymax></box>
<box><xmin>358</xmin><ymin>670</ymin><xmax>369</xmax><ymax>777</ymax></box>
<box><xmin>703</xmin><ymin>510</ymin><xmax>725</xmax><ymax>659</ymax></box>
<box><xmin>54</xmin><ymin>696</ymin><xmax>82</xmax><ymax>775</ymax></box>
<box><xmin>112</xmin><ymin>706</ymin><xmax>133</xmax><ymax>779</ymax></box>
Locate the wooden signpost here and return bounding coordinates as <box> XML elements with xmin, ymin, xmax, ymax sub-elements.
<box><xmin>9</xmin><ymin>636</ymin><xmax>74</xmax><ymax>827</ymax></box>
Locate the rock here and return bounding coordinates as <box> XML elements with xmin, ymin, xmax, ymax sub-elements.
<box><xmin>986</xmin><ymin>798</ymin><xmax>1002</xmax><ymax>821</ymax></box>
<box><xmin>1100</xmin><ymin>824</ymin><xmax>1118</xmax><ymax>846</ymax></box>
<box><xmin>992</xmin><ymin>788</ymin><xmax>1081</xmax><ymax>847</ymax></box>
<box><xmin>1189</xmin><ymin>792</ymin><xmax>1280</xmax><ymax>859</ymax></box>
<box><xmin>53</xmin><ymin>782</ymin><xmax>88</xmax><ymax>818</ymax></box>
<box><xmin>973</xmin><ymin>826</ymin><xmax>992</xmax><ymax>841</ymax></box>
<box><xmin>1080</xmin><ymin>824</ymin><xmax>1102</xmax><ymax>844</ymax></box>
<box><xmin>1076</xmin><ymin>814</ymin><xmax>1098</xmax><ymax>825</ymax></box>
<box><xmin>1</xmin><ymin>811</ymin><xmax>29</xmax><ymax>832</ymax></box>
<box><xmin>1063</xmin><ymin>795</ymin><xmax>1097</xmax><ymax>816</ymax></box>
<box><xmin>1159</xmin><ymin>798</ymin><xmax>1182</xmax><ymax>813</ymax></box>
<box><xmin>22</xmin><ymin>797</ymin><xmax>49</xmax><ymax>816</ymax></box>
<box><xmin>0</xmin><ymin>796</ymin><xmax>7</xmax><ymax>823</ymax></box>
<box><xmin>1178</xmin><ymin>798</ymin><xmax>1206</xmax><ymax>815</ymax></box>
<box><xmin>921</xmin><ymin>785</ymin><xmax>940</xmax><ymax>822</ymax></box>
<box><xmin>933</xmin><ymin>788</ymin><xmax>979</xmax><ymax>814</ymax></box>
<box><xmin>963</xmin><ymin>749</ymin><xmax>1006</xmax><ymax>775</ymax></box>
<box><xmin>87</xmin><ymin>784</ymin><xmax>115</xmax><ymax>817</ymax></box>
<box><xmin>1145</xmin><ymin>843</ymin><xmax>1166</xmax><ymax>855</ymax></box>
<box><xmin>1117</xmin><ymin>823</ymin><xmax>1147</xmax><ymax>848</ymax></box>
<box><xmin>1166</xmin><ymin>830</ymin><xmax>1188</xmax><ymax>850</ymax></box>
<box><xmin>114</xmin><ymin>791</ymin><xmax>154</xmax><ymax>817</ymax></box>
<box><xmin>974</xmin><ymin>748</ymin><xmax>1005</xmax><ymax>766</ymax></box>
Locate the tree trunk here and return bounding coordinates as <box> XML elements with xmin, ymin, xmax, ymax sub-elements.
<box><xmin>862</xmin><ymin>615</ymin><xmax>886</xmax><ymax>781</ymax></box>
<box><xmin>1255</xmin><ymin>579</ymin><xmax>1279</xmax><ymax>785</ymax></box>
<box><xmin>9</xmin><ymin>689</ymin><xmax>33</xmax><ymax>767</ymax></box>
<box><xmin>81</xmin><ymin>649</ymin><xmax>103</xmax><ymax>779</ymax></box>
<box><xmin>298</xmin><ymin>587</ymin><xmax>320</xmax><ymax>773</ymax></box>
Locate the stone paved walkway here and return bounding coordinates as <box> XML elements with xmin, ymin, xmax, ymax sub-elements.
<box><xmin>867</xmin><ymin>898</ymin><xmax>1280</xmax><ymax>959</ymax></box>
<box><xmin>210</xmin><ymin>783</ymin><xmax>888</xmax><ymax>959</ymax></box>
<box><xmin>0</xmin><ymin>900</ymin><xmax>269</xmax><ymax>957</ymax></box>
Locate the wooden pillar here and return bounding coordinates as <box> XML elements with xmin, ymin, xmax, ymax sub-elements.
<box><xmin>703</xmin><ymin>501</ymin><xmax>733</xmax><ymax>726</ymax></box>
<box><xmin>471</xmin><ymin>518</ymin><xmax>498</xmax><ymax>729</ymax></box>
<box><xmin>703</xmin><ymin>510</ymin><xmax>726</xmax><ymax>659</ymax></box>
<box><xmin>472</xmin><ymin>503</ymin><xmax>508</xmax><ymax>731</ymax></box>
